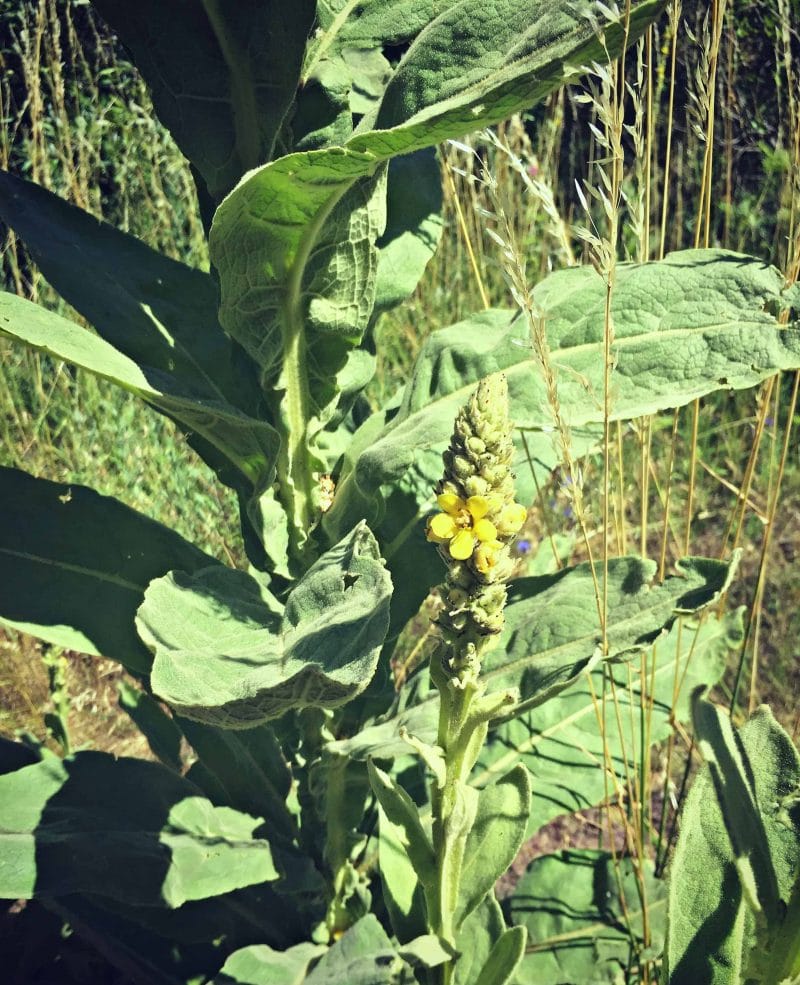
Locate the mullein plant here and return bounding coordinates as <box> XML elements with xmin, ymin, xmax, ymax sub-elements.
<box><xmin>370</xmin><ymin>374</ymin><xmax>531</xmax><ymax>985</ymax></box>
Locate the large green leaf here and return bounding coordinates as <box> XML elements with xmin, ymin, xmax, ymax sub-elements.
<box><xmin>0</xmin><ymin>292</ymin><xmax>278</xmax><ymax>491</ymax></box>
<box><xmin>0</xmin><ymin>750</ymin><xmax>278</xmax><ymax>906</ymax></box>
<box><xmin>175</xmin><ymin>719</ymin><xmax>298</xmax><ymax>846</ymax></box>
<box><xmin>472</xmin><ymin>925</ymin><xmax>526</xmax><ymax>985</ymax></box>
<box><xmin>118</xmin><ymin>680</ymin><xmax>184</xmax><ymax>771</ymax></box>
<box><xmin>304</xmin><ymin>0</ymin><xmax>451</xmax><ymax>68</ymax></box>
<box><xmin>474</xmin><ymin>611</ymin><xmax>743</xmax><ymax>836</ymax></box>
<box><xmin>509</xmin><ymin>850</ymin><xmax>666</xmax><ymax>985</ymax></box>
<box><xmin>209</xmin><ymin>0</ymin><xmax>661</xmax><ymax>560</ymax></box>
<box><xmin>140</xmin><ymin>524</ymin><xmax>392</xmax><ymax>727</ymax></box>
<box><xmin>326</xmin><ymin>251</ymin><xmax>800</xmax><ymax>541</ymax></box>
<box><xmin>454</xmin><ymin>895</ymin><xmax>507</xmax><ymax>985</ymax></box>
<box><xmin>484</xmin><ymin>555</ymin><xmax>738</xmax><ymax>717</ymax></box>
<box><xmin>378</xmin><ymin>803</ymin><xmax>428</xmax><ymax>944</ymax></box>
<box><xmin>372</xmin><ymin>150</ymin><xmax>443</xmax><ymax>316</ymax></box>
<box><xmin>457</xmin><ymin>765</ymin><xmax>531</xmax><ymax>927</ymax></box>
<box><xmin>304</xmin><ymin>914</ymin><xmax>401</xmax><ymax>985</ymax></box>
<box><xmin>0</xmin><ymin>467</ymin><xmax>216</xmax><ymax>673</ymax></box>
<box><xmin>91</xmin><ymin>0</ymin><xmax>316</xmax><ymax>203</ymax></box>
<box><xmin>0</xmin><ymin>170</ymin><xmax>258</xmax><ymax>412</ymax></box>
<box><xmin>662</xmin><ymin>704</ymin><xmax>800</xmax><ymax>985</ymax></box>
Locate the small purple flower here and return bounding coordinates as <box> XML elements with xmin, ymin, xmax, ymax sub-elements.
<box><xmin>515</xmin><ymin>538</ymin><xmax>532</xmax><ymax>555</ymax></box>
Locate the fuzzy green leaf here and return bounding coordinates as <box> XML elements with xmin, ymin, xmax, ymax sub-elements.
<box><xmin>484</xmin><ymin>554</ymin><xmax>738</xmax><ymax>718</ymax></box>
<box><xmin>212</xmin><ymin>942</ymin><xmax>325</xmax><ymax>985</ymax></box>
<box><xmin>91</xmin><ymin>0</ymin><xmax>316</xmax><ymax>203</ymax></box>
<box><xmin>305</xmin><ymin>0</ymin><xmax>451</xmax><ymax>66</ymax></box>
<box><xmin>0</xmin><ymin>751</ymin><xmax>279</xmax><ymax>906</ymax></box>
<box><xmin>175</xmin><ymin>719</ymin><xmax>297</xmax><ymax>846</ymax></box>
<box><xmin>692</xmin><ymin>690</ymin><xmax>782</xmax><ymax>920</ymax></box>
<box><xmin>368</xmin><ymin>761</ymin><xmax>436</xmax><ymax>890</ymax></box>
<box><xmin>118</xmin><ymin>681</ymin><xmax>184</xmax><ymax>771</ymax></box>
<box><xmin>0</xmin><ymin>171</ymin><xmax>263</xmax><ymax>426</ymax></box>
<box><xmin>457</xmin><ymin>765</ymin><xmax>531</xmax><ymax>927</ymax></box>
<box><xmin>454</xmin><ymin>895</ymin><xmax>507</xmax><ymax>985</ymax></box>
<box><xmin>327</xmin><ymin>251</ymin><xmax>800</xmax><ymax>540</ymax></box>
<box><xmin>0</xmin><ymin>171</ymin><xmax>281</xmax><ymax>567</ymax></box>
<box><xmin>662</xmin><ymin>705</ymin><xmax>800</xmax><ymax>985</ymax></box>
<box><xmin>210</xmin><ymin>0</ymin><xmax>659</xmax><ymax>559</ymax></box>
<box><xmin>373</xmin><ymin>150</ymin><xmax>443</xmax><ymax>315</ymax></box>
<box><xmin>0</xmin><ymin>467</ymin><xmax>216</xmax><ymax>673</ymax></box>
<box><xmin>398</xmin><ymin>934</ymin><xmax>457</xmax><ymax>969</ymax></box>
<box><xmin>305</xmin><ymin>914</ymin><xmax>401</xmax><ymax>985</ymax></box>
<box><xmin>141</xmin><ymin>524</ymin><xmax>392</xmax><ymax>727</ymax></box>
<box><xmin>472</xmin><ymin>925</ymin><xmax>526</xmax><ymax>985</ymax></box>
<box><xmin>475</xmin><ymin>611</ymin><xmax>743</xmax><ymax>836</ymax></box>
<box><xmin>0</xmin><ymin>292</ymin><xmax>278</xmax><ymax>497</ymax></box>
<box><xmin>329</xmin><ymin>558</ymin><xmax>737</xmax><ymax>766</ymax></box>
<box><xmin>378</xmin><ymin>804</ymin><xmax>429</xmax><ymax>943</ymax></box>
<box><xmin>509</xmin><ymin>850</ymin><xmax>666</xmax><ymax>985</ymax></box>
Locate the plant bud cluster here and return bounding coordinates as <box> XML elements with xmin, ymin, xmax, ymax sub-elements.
<box><xmin>426</xmin><ymin>374</ymin><xmax>527</xmax><ymax>679</ymax></box>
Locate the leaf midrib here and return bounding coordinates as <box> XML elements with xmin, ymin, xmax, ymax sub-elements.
<box><xmin>0</xmin><ymin>546</ymin><xmax>143</xmax><ymax>593</ymax></box>
<box><xmin>377</xmin><ymin>313</ymin><xmax>798</xmax><ymax>447</ymax></box>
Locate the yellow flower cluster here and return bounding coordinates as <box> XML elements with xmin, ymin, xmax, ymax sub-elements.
<box><xmin>426</xmin><ymin>490</ymin><xmax>527</xmax><ymax>574</ymax></box>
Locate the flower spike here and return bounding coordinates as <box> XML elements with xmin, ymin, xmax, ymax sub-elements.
<box><xmin>427</xmin><ymin>373</ymin><xmax>527</xmax><ymax>682</ymax></box>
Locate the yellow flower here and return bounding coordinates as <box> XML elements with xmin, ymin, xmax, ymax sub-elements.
<box><xmin>496</xmin><ymin>502</ymin><xmax>527</xmax><ymax>536</ymax></box>
<box><xmin>426</xmin><ymin>493</ymin><xmax>498</xmax><ymax>561</ymax></box>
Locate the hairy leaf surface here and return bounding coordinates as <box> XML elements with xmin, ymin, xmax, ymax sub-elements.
<box><xmin>0</xmin><ymin>292</ymin><xmax>278</xmax><ymax>491</ymax></box>
<box><xmin>457</xmin><ymin>765</ymin><xmax>530</xmax><ymax>926</ymax></box>
<box><xmin>329</xmin><ymin>560</ymin><xmax>738</xmax><ymax>765</ymax></box>
<box><xmin>212</xmin><ymin>941</ymin><xmax>325</xmax><ymax>985</ymax></box>
<box><xmin>210</xmin><ymin>0</ymin><xmax>661</xmax><ymax>558</ymax></box>
<box><xmin>141</xmin><ymin>524</ymin><xmax>392</xmax><ymax>727</ymax></box>
<box><xmin>92</xmin><ymin>0</ymin><xmax>316</xmax><ymax>203</ymax></box>
<box><xmin>484</xmin><ymin>555</ymin><xmax>738</xmax><ymax>717</ymax></box>
<box><xmin>327</xmin><ymin>251</ymin><xmax>800</xmax><ymax>541</ymax></box>
<box><xmin>475</xmin><ymin>611</ymin><xmax>743</xmax><ymax>835</ymax></box>
<box><xmin>304</xmin><ymin>914</ymin><xmax>400</xmax><ymax>984</ymax></box>
<box><xmin>509</xmin><ymin>850</ymin><xmax>666</xmax><ymax>985</ymax></box>
<box><xmin>663</xmin><ymin>704</ymin><xmax>800</xmax><ymax>985</ymax></box>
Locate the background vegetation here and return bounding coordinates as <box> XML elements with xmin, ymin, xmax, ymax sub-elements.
<box><xmin>1</xmin><ymin>0</ymin><xmax>799</xmax><ymax>981</ymax></box>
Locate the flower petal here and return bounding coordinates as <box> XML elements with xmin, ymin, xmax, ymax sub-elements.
<box><xmin>437</xmin><ymin>492</ymin><xmax>464</xmax><ymax>515</ymax></box>
<box><xmin>473</xmin><ymin>518</ymin><xmax>498</xmax><ymax>542</ymax></box>
<box><xmin>449</xmin><ymin>529</ymin><xmax>475</xmax><ymax>560</ymax></box>
<box><xmin>429</xmin><ymin>512</ymin><xmax>459</xmax><ymax>540</ymax></box>
<box><xmin>466</xmin><ymin>495</ymin><xmax>490</xmax><ymax>520</ymax></box>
